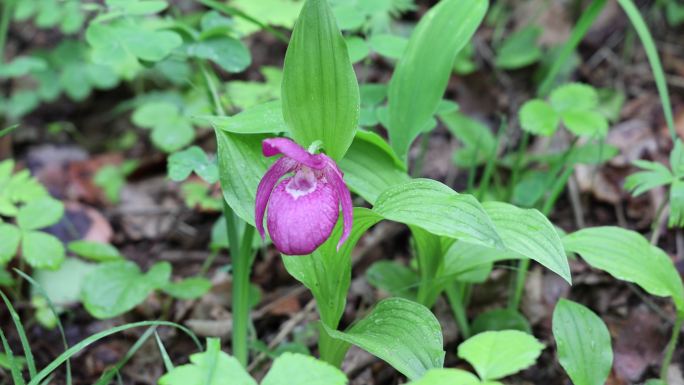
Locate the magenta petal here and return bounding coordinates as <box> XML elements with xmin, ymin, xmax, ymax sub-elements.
<box><xmin>266</xmin><ymin>177</ymin><xmax>340</xmax><ymax>255</ymax></box>
<box><xmin>323</xmin><ymin>157</ymin><xmax>353</xmax><ymax>250</ymax></box>
<box><xmin>255</xmin><ymin>157</ymin><xmax>296</xmax><ymax>239</ymax></box>
<box><xmin>262</xmin><ymin>138</ymin><xmax>326</xmax><ymax>170</ymax></box>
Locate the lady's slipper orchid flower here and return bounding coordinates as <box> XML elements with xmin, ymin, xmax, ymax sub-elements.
<box><xmin>255</xmin><ymin>138</ymin><xmax>353</xmax><ymax>255</ymax></box>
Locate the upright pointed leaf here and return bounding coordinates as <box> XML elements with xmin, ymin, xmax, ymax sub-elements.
<box><xmin>323</xmin><ymin>298</ymin><xmax>445</xmax><ymax>380</ymax></box>
<box><xmin>387</xmin><ymin>0</ymin><xmax>488</xmax><ymax>160</ymax></box>
<box><xmin>282</xmin><ymin>0</ymin><xmax>359</xmax><ymax>160</ymax></box>
<box><xmin>215</xmin><ymin>131</ymin><xmax>272</xmax><ymax>226</ymax></box>
<box><xmin>552</xmin><ymin>299</ymin><xmax>613</xmax><ymax>385</ymax></box>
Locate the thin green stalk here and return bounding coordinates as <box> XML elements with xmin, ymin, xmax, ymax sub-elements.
<box><xmin>661</xmin><ymin>313</ymin><xmax>684</xmax><ymax>381</ymax></box>
<box><xmin>411</xmin><ymin>133</ymin><xmax>431</xmax><ymax>177</ymax></box>
<box><xmin>0</xmin><ymin>0</ymin><xmax>14</xmax><ymax>65</ymax></box>
<box><xmin>507</xmin><ymin>130</ymin><xmax>530</xmax><ymax>201</ymax></box>
<box><xmin>476</xmin><ymin>120</ymin><xmax>506</xmax><ymax>201</ymax></box>
<box><xmin>617</xmin><ymin>0</ymin><xmax>675</xmax><ymax>141</ymax></box>
<box><xmin>445</xmin><ymin>283</ymin><xmax>471</xmax><ymax>339</ymax></box>
<box><xmin>509</xmin><ymin>139</ymin><xmax>577</xmax><ymax>310</ymax></box>
<box><xmin>651</xmin><ymin>197</ymin><xmax>669</xmax><ymax>245</ymax></box>
<box><xmin>538</xmin><ymin>0</ymin><xmax>608</xmax><ymax>96</ymax></box>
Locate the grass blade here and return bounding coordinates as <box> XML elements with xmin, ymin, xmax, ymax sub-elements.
<box><xmin>0</xmin><ymin>290</ymin><xmax>37</xmax><ymax>378</ymax></box>
<box><xmin>94</xmin><ymin>326</ymin><xmax>157</xmax><ymax>385</ymax></box>
<box><xmin>537</xmin><ymin>0</ymin><xmax>607</xmax><ymax>96</ymax></box>
<box><xmin>27</xmin><ymin>321</ymin><xmax>202</xmax><ymax>385</ymax></box>
<box><xmin>617</xmin><ymin>0</ymin><xmax>676</xmax><ymax>141</ymax></box>
<box><xmin>0</xmin><ymin>124</ymin><xmax>18</xmax><ymax>138</ymax></box>
<box><xmin>14</xmin><ymin>269</ymin><xmax>72</xmax><ymax>385</ymax></box>
<box><xmin>155</xmin><ymin>332</ymin><xmax>175</xmax><ymax>372</ymax></box>
<box><xmin>0</xmin><ymin>326</ymin><xmax>26</xmax><ymax>385</ymax></box>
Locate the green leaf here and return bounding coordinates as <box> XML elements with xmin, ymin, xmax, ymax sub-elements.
<box><xmin>339</xmin><ymin>130</ymin><xmax>409</xmax><ymax>204</ymax></box>
<box><xmin>230</xmin><ymin>0</ymin><xmax>303</xmax><ymax>36</ymax></box>
<box><xmin>82</xmin><ymin>261</ymin><xmax>171</xmax><ymax>319</ymax></box>
<box><xmin>563</xmin><ymin>227</ymin><xmax>684</xmax><ymax>312</ymax></box>
<box><xmin>0</xmin><ymin>223</ymin><xmax>21</xmax><ymax>264</ymax></box>
<box><xmin>670</xmin><ymin>139</ymin><xmax>684</xmax><ymax>178</ymax></box>
<box><xmin>552</xmin><ymin>299</ymin><xmax>613</xmax><ymax>385</ymax></box>
<box><xmin>226</xmin><ymin>67</ymin><xmax>282</xmax><ymax>110</ymax></box>
<box><xmin>106</xmin><ymin>0</ymin><xmax>169</xmax><ymax>15</ymax></box>
<box><xmin>669</xmin><ymin>179</ymin><xmax>684</xmax><ymax>228</ymax></box>
<box><xmin>366</xmin><ymin>261</ymin><xmax>418</xmax><ymax>300</ymax></box>
<box><xmin>560</xmin><ymin>110</ymin><xmax>609</xmax><ymax>137</ymax></box>
<box><xmin>33</xmin><ymin>257</ymin><xmax>97</xmax><ymax>309</ymax></box>
<box><xmin>86</xmin><ymin>20</ymin><xmax>182</xmax><ymax>79</ymax></box>
<box><xmin>162</xmin><ymin>277</ymin><xmax>212</xmax><ymax>300</ymax></box>
<box><xmin>215</xmin><ymin>132</ymin><xmax>272</xmax><ymax>226</ymax></box>
<box><xmin>282</xmin><ymin>0</ymin><xmax>360</xmax><ymax>161</ymax></box>
<box><xmin>67</xmin><ymin>241</ymin><xmax>123</xmax><ymax>262</ymax></box>
<box><xmin>457</xmin><ymin>330</ymin><xmax>544</xmax><ymax>381</ymax></box>
<box><xmin>471</xmin><ymin>309</ymin><xmax>531</xmax><ymax>335</ymax></box>
<box><xmin>185</xmin><ymin>37</ymin><xmax>251</xmax><ymax>73</ymax></box>
<box><xmin>550</xmin><ymin>83</ymin><xmax>599</xmax><ymax>112</ymax></box>
<box><xmin>440</xmin><ymin>111</ymin><xmax>496</xmax><ymax>166</ymax></box>
<box><xmin>167</xmin><ymin>146</ymin><xmax>219</xmax><ymax>184</ymax></box>
<box><xmin>133</xmin><ymin>101</ymin><xmax>195</xmax><ymax>153</ymax></box>
<box><xmin>21</xmin><ymin>231</ymin><xmax>65</xmax><ymax>269</ymax></box>
<box><xmin>345</xmin><ymin>36</ymin><xmax>369</xmax><ymax>63</ymax></box>
<box><xmin>387</xmin><ymin>0</ymin><xmax>488</xmax><ymax>161</ymax></box>
<box><xmin>323</xmin><ymin>297</ymin><xmax>445</xmax><ymax>380</ymax></box>
<box><xmin>406</xmin><ymin>369</ymin><xmax>480</xmax><ymax>385</ymax></box>
<box><xmin>495</xmin><ymin>26</ymin><xmax>542</xmax><ymax>69</ymax></box>
<box><xmin>519</xmin><ymin>99</ymin><xmax>559</xmax><ymax>136</ymax></box>
<box><xmin>159</xmin><ymin>338</ymin><xmax>255</xmax><ymax>385</ymax></box>
<box><xmin>261</xmin><ymin>352</ymin><xmax>347</xmax><ymax>385</ymax></box>
<box><xmin>0</xmin><ymin>56</ymin><xmax>48</xmax><ymax>78</ymax></box>
<box><xmin>373</xmin><ymin>179</ymin><xmax>503</xmax><ymax>248</ymax></box>
<box><xmin>624</xmin><ymin>160</ymin><xmax>673</xmax><ymax>196</ymax></box>
<box><xmin>369</xmin><ymin>33</ymin><xmax>408</xmax><ymax>59</ymax></box>
<box><xmin>482</xmin><ymin>201</ymin><xmax>571</xmax><ymax>284</ymax></box>
<box><xmin>207</xmin><ymin>100</ymin><xmax>288</xmax><ymax>134</ymax></box>
<box><xmin>16</xmin><ymin>197</ymin><xmax>64</xmax><ymax>230</ymax></box>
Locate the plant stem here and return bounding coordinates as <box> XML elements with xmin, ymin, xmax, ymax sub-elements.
<box><xmin>651</xmin><ymin>197</ymin><xmax>669</xmax><ymax>245</ymax></box>
<box><xmin>509</xmin><ymin>139</ymin><xmax>577</xmax><ymax>310</ymax></box>
<box><xmin>223</xmin><ymin>202</ymin><xmax>251</xmax><ymax>366</ymax></box>
<box><xmin>661</xmin><ymin>313</ymin><xmax>684</xmax><ymax>381</ymax></box>
<box><xmin>0</xmin><ymin>0</ymin><xmax>13</xmax><ymax>65</ymax></box>
<box><xmin>507</xmin><ymin>130</ymin><xmax>530</xmax><ymax>201</ymax></box>
<box><xmin>445</xmin><ymin>283</ymin><xmax>471</xmax><ymax>339</ymax></box>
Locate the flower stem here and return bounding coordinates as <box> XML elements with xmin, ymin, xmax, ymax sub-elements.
<box><xmin>223</xmin><ymin>202</ymin><xmax>255</xmax><ymax>366</ymax></box>
<box><xmin>445</xmin><ymin>283</ymin><xmax>471</xmax><ymax>339</ymax></box>
<box><xmin>0</xmin><ymin>0</ymin><xmax>13</xmax><ymax>65</ymax></box>
<box><xmin>661</xmin><ymin>312</ymin><xmax>684</xmax><ymax>381</ymax></box>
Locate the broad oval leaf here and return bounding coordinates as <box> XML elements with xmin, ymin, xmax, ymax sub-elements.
<box><xmin>17</xmin><ymin>197</ymin><xmax>64</xmax><ymax>230</ymax></box>
<box><xmin>406</xmin><ymin>369</ymin><xmax>480</xmax><ymax>385</ymax></box>
<box><xmin>366</xmin><ymin>260</ymin><xmax>418</xmax><ymax>300</ymax></box>
<box><xmin>387</xmin><ymin>0</ymin><xmax>488</xmax><ymax>161</ymax></box>
<box><xmin>162</xmin><ymin>277</ymin><xmax>212</xmax><ymax>300</ymax></box>
<box><xmin>552</xmin><ymin>299</ymin><xmax>613</xmax><ymax>385</ymax></box>
<box><xmin>0</xmin><ymin>223</ymin><xmax>21</xmax><ymax>264</ymax></box>
<box><xmin>215</xmin><ymin>131</ymin><xmax>272</xmax><ymax>226</ymax></box>
<box><xmin>22</xmin><ymin>231</ymin><xmax>65</xmax><ymax>269</ymax></box>
<box><xmin>282</xmin><ymin>0</ymin><xmax>360</xmax><ymax>160</ymax></box>
<box><xmin>67</xmin><ymin>240</ymin><xmax>122</xmax><ymax>262</ymax></box>
<box><xmin>471</xmin><ymin>309</ymin><xmax>531</xmax><ymax>335</ymax></box>
<box><xmin>81</xmin><ymin>261</ymin><xmax>171</xmax><ymax>319</ymax></box>
<box><xmin>339</xmin><ymin>130</ymin><xmax>409</xmax><ymax>204</ymax></box>
<box><xmin>482</xmin><ymin>201</ymin><xmax>571</xmax><ymax>284</ymax></box>
<box><xmin>261</xmin><ymin>352</ymin><xmax>347</xmax><ymax>385</ymax></box>
<box><xmin>323</xmin><ymin>297</ymin><xmax>445</xmax><ymax>380</ymax></box>
<box><xmin>373</xmin><ymin>179</ymin><xmax>503</xmax><ymax>248</ymax></box>
<box><xmin>457</xmin><ymin>330</ymin><xmax>544</xmax><ymax>381</ymax></box>
<box><xmin>562</xmin><ymin>226</ymin><xmax>684</xmax><ymax>312</ymax></box>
